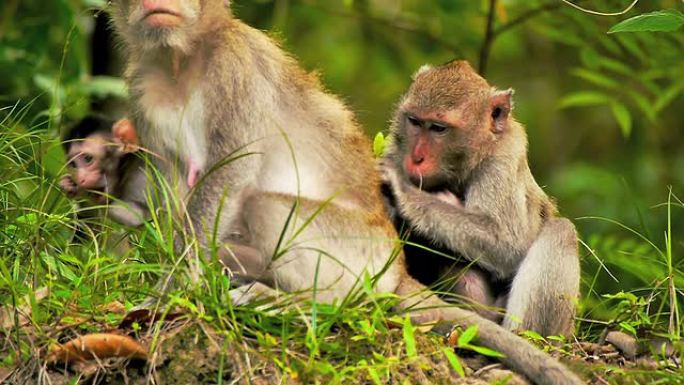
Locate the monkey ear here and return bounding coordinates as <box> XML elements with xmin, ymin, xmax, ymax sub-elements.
<box><xmin>490</xmin><ymin>88</ymin><xmax>514</xmax><ymax>133</ymax></box>
<box><xmin>412</xmin><ymin>65</ymin><xmax>433</xmax><ymax>80</ymax></box>
<box><xmin>112</xmin><ymin>118</ymin><xmax>140</xmax><ymax>153</ymax></box>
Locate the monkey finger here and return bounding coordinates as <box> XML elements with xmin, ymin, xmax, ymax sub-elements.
<box><xmin>378</xmin><ymin>161</ymin><xmax>401</xmax><ymax>188</ymax></box>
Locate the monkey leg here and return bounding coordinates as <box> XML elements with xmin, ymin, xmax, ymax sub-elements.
<box><xmin>503</xmin><ymin>218</ymin><xmax>580</xmax><ymax>337</ymax></box>
<box><xmin>107</xmin><ymin>203</ymin><xmax>146</xmax><ymax>227</ymax></box>
<box><xmin>217</xmin><ymin>241</ymin><xmax>274</xmax><ymax>285</ymax></box>
<box><xmin>394</xmin><ymin>275</ymin><xmax>583</xmax><ymax>385</ymax></box>
<box><xmin>229</xmin><ymin>281</ymin><xmax>280</xmax><ymax>306</ymax></box>
<box><xmin>237</xmin><ymin>190</ymin><xmax>403</xmax><ymax>303</ymax></box>
<box><xmin>446</xmin><ymin>267</ymin><xmax>503</xmax><ymax>322</ymax></box>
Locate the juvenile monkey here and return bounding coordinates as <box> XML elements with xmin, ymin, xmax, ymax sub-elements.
<box><xmin>383</xmin><ymin>60</ymin><xmax>580</xmax><ymax>337</ymax></box>
<box><xmin>109</xmin><ymin>2</ymin><xmax>581</xmax><ymax>383</ymax></box>
<box><xmin>61</xmin><ymin>116</ymin><xmax>149</xmax><ymax>227</ymax></box>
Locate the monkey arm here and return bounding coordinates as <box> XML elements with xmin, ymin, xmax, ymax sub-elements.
<box><xmin>106</xmin><ymin>201</ymin><xmax>147</xmax><ymax>227</ymax></box>
<box><xmin>384</xmin><ymin>165</ymin><xmax>525</xmax><ymax>278</ymax></box>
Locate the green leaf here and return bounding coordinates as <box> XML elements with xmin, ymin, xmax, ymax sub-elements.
<box><xmin>558</xmin><ymin>91</ymin><xmax>610</xmax><ymax>108</ymax></box>
<box><xmin>402</xmin><ymin>315</ymin><xmax>417</xmax><ymax>357</ymax></box>
<box><xmin>466</xmin><ymin>344</ymin><xmax>505</xmax><ymax>358</ymax></box>
<box><xmin>579</xmin><ymin>49</ymin><xmax>601</xmax><ymax>70</ymax></box>
<box><xmin>570</xmin><ymin>68</ymin><xmax>620</xmax><ymax>89</ymax></box>
<box><xmin>442</xmin><ymin>348</ymin><xmax>465</xmax><ymax>378</ymax></box>
<box><xmin>619</xmin><ymin>322</ymin><xmax>638</xmax><ymax>336</ymax></box>
<box><xmin>653</xmin><ymin>83</ymin><xmax>684</xmax><ymax>113</ymax></box>
<box><xmin>16</xmin><ymin>213</ymin><xmax>38</xmax><ymax>225</ymax></box>
<box><xmin>82</xmin><ymin>0</ymin><xmax>108</xmax><ymax>7</ymax></box>
<box><xmin>520</xmin><ymin>330</ymin><xmax>545</xmax><ymax>342</ymax></box>
<box><xmin>597</xmin><ymin>57</ymin><xmax>633</xmax><ymax>77</ymax></box>
<box><xmin>610</xmin><ymin>101</ymin><xmax>632</xmax><ymax>137</ymax></box>
<box><xmin>626</xmin><ymin>89</ymin><xmax>656</xmax><ymax>122</ymax></box>
<box><xmin>372</xmin><ymin>132</ymin><xmax>386</xmax><ymax>158</ymax></box>
<box><xmin>78</xmin><ymin>76</ymin><xmax>128</xmax><ymax>99</ymax></box>
<box><xmin>457</xmin><ymin>325</ymin><xmax>478</xmax><ymax>346</ymax></box>
<box><xmin>367</xmin><ymin>366</ymin><xmax>382</xmax><ymax>385</ymax></box>
<box><xmin>609</xmin><ymin>10</ymin><xmax>684</xmax><ymax>33</ymax></box>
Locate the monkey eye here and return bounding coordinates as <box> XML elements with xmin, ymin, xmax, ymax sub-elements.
<box><xmin>407</xmin><ymin>115</ymin><xmax>422</xmax><ymax>127</ymax></box>
<box><xmin>83</xmin><ymin>154</ymin><xmax>94</xmax><ymax>165</ymax></box>
<box><xmin>429</xmin><ymin>123</ymin><xmax>449</xmax><ymax>133</ymax></box>
<box><xmin>68</xmin><ymin>160</ymin><xmax>76</xmax><ymax>168</ymax></box>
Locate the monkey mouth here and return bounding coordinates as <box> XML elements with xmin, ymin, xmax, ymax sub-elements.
<box><xmin>143</xmin><ymin>9</ymin><xmax>183</xmax><ymax>28</ymax></box>
<box><xmin>407</xmin><ymin>172</ymin><xmax>443</xmax><ymax>190</ymax></box>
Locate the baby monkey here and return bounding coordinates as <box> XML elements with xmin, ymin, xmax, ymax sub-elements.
<box><xmin>61</xmin><ymin>116</ymin><xmax>149</xmax><ymax>227</ymax></box>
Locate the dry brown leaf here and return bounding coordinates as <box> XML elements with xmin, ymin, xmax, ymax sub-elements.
<box><xmin>47</xmin><ymin>333</ymin><xmax>147</xmax><ymax>364</ymax></box>
<box><xmin>447</xmin><ymin>329</ymin><xmax>459</xmax><ymax>346</ymax></box>
<box><xmin>100</xmin><ymin>301</ymin><xmax>126</xmax><ymax>315</ymax></box>
<box><xmin>118</xmin><ymin>307</ymin><xmax>185</xmax><ymax>330</ymax></box>
<box><xmin>0</xmin><ymin>287</ymin><xmax>49</xmax><ymax>329</ymax></box>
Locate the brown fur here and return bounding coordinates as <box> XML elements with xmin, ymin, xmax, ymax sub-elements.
<box><xmin>383</xmin><ymin>60</ymin><xmax>580</xmax><ymax>337</ymax></box>
<box><xmin>110</xmin><ymin>4</ymin><xmax>581</xmax><ymax>383</ymax></box>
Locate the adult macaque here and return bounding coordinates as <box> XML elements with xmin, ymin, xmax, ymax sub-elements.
<box><xmin>382</xmin><ymin>60</ymin><xmax>580</xmax><ymax>337</ymax></box>
<box><xmin>61</xmin><ymin>116</ymin><xmax>149</xmax><ymax>227</ymax></box>
<box><xmin>109</xmin><ymin>2</ymin><xmax>581</xmax><ymax>383</ymax></box>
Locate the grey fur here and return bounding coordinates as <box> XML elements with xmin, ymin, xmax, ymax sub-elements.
<box><xmin>110</xmin><ymin>4</ymin><xmax>582</xmax><ymax>383</ymax></box>
<box><xmin>383</xmin><ymin>60</ymin><xmax>580</xmax><ymax>337</ymax></box>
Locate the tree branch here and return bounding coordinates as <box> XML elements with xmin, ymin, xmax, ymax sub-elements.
<box><xmin>478</xmin><ymin>0</ymin><xmax>498</xmax><ymax>75</ymax></box>
<box><xmin>493</xmin><ymin>2</ymin><xmax>562</xmax><ymax>37</ymax></box>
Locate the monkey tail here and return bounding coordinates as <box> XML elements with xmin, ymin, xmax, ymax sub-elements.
<box><xmin>396</xmin><ymin>277</ymin><xmax>582</xmax><ymax>385</ymax></box>
<box><xmin>441</xmin><ymin>306</ymin><xmax>582</xmax><ymax>385</ymax></box>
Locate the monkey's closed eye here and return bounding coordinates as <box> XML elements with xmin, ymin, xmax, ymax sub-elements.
<box><xmin>407</xmin><ymin>116</ymin><xmax>422</xmax><ymax>127</ymax></box>
<box><xmin>429</xmin><ymin>123</ymin><xmax>448</xmax><ymax>133</ymax></box>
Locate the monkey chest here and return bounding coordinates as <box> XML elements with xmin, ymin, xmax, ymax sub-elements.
<box><xmin>139</xmin><ymin>88</ymin><xmax>208</xmax><ymax>177</ymax></box>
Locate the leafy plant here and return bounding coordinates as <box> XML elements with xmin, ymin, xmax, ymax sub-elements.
<box><xmin>609</xmin><ymin>9</ymin><xmax>684</xmax><ymax>33</ymax></box>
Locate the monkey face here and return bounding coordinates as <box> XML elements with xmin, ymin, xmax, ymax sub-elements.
<box><xmin>393</xmin><ymin>61</ymin><xmax>516</xmax><ymax>187</ymax></box>
<box><xmin>66</xmin><ymin>134</ymin><xmax>116</xmax><ymax>191</ymax></box>
<box><xmin>398</xmin><ymin>112</ymin><xmax>452</xmax><ymax>189</ymax></box>
<box><xmin>111</xmin><ymin>0</ymin><xmax>205</xmax><ymax>52</ymax></box>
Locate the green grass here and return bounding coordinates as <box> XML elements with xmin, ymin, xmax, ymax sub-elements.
<box><xmin>1</xmin><ymin>105</ymin><xmax>683</xmax><ymax>384</ymax></box>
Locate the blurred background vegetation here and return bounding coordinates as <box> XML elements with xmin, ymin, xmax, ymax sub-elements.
<box><xmin>1</xmin><ymin>0</ymin><xmax>682</xmax><ymax>324</ymax></box>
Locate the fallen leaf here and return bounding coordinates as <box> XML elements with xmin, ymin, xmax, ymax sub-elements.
<box><xmin>100</xmin><ymin>301</ymin><xmax>126</xmax><ymax>315</ymax></box>
<box><xmin>0</xmin><ymin>287</ymin><xmax>49</xmax><ymax>329</ymax></box>
<box><xmin>118</xmin><ymin>308</ymin><xmax>185</xmax><ymax>330</ymax></box>
<box><xmin>47</xmin><ymin>333</ymin><xmax>147</xmax><ymax>364</ymax></box>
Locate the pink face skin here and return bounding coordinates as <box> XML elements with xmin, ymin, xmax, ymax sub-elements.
<box><xmin>66</xmin><ymin>134</ymin><xmax>111</xmax><ymax>190</ymax></box>
<box><xmin>140</xmin><ymin>0</ymin><xmax>186</xmax><ymax>28</ymax></box>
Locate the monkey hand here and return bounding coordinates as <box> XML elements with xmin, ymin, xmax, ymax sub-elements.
<box><xmin>379</xmin><ymin>160</ymin><xmax>408</xmax><ymax>195</ymax></box>
<box><xmin>90</xmin><ymin>191</ymin><xmax>109</xmax><ymax>205</ymax></box>
<box><xmin>59</xmin><ymin>175</ymin><xmax>79</xmax><ymax>198</ymax></box>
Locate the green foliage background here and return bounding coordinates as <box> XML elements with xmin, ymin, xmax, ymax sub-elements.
<box><xmin>1</xmin><ymin>0</ymin><xmax>683</xmax><ymax>326</ymax></box>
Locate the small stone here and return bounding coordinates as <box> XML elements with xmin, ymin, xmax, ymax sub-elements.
<box><xmin>605</xmin><ymin>331</ymin><xmax>638</xmax><ymax>358</ymax></box>
<box><xmin>478</xmin><ymin>368</ymin><xmax>531</xmax><ymax>385</ymax></box>
<box><xmin>642</xmin><ymin>336</ymin><xmax>676</xmax><ymax>357</ymax></box>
